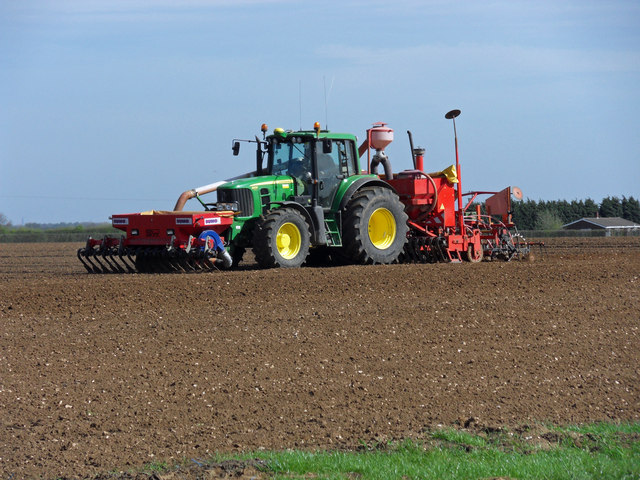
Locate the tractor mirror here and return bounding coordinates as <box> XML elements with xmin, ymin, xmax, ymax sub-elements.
<box><xmin>232</xmin><ymin>141</ymin><xmax>240</xmax><ymax>156</ymax></box>
<box><xmin>322</xmin><ymin>139</ymin><xmax>332</xmax><ymax>154</ymax></box>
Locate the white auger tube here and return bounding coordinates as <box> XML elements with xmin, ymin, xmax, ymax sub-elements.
<box><xmin>172</xmin><ymin>170</ymin><xmax>258</xmax><ymax>211</ymax></box>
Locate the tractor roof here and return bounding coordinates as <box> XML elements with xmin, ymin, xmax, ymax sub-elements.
<box><xmin>268</xmin><ymin>129</ymin><xmax>356</xmax><ymax>141</ymax></box>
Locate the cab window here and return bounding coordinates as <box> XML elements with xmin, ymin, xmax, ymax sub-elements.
<box><xmin>319</xmin><ymin>139</ymin><xmax>358</xmax><ymax>177</ymax></box>
<box><xmin>336</xmin><ymin>139</ymin><xmax>357</xmax><ymax>177</ymax></box>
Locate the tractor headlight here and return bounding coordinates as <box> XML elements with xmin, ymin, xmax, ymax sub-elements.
<box><xmin>166</xmin><ymin>229</ymin><xmax>175</xmax><ymax>236</ymax></box>
<box><xmin>131</xmin><ymin>229</ymin><xmax>139</xmax><ymax>236</ymax></box>
<box><xmin>216</xmin><ymin>202</ymin><xmax>239</xmax><ymax>212</ymax></box>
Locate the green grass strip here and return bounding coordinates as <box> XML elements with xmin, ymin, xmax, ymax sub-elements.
<box><xmin>132</xmin><ymin>422</ymin><xmax>640</xmax><ymax>480</ymax></box>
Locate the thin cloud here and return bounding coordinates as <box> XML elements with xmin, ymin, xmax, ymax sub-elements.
<box><xmin>316</xmin><ymin>43</ymin><xmax>640</xmax><ymax>76</ymax></box>
<box><xmin>6</xmin><ymin>0</ymin><xmax>293</xmax><ymax>24</ymax></box>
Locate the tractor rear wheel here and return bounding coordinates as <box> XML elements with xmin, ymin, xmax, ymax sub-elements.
<box><xmin>342</xmin><ymin>187</ymin><xmax>408</xmax><ymax>264</ymax></box>
<box><xmin>253</xmin><ymin>208</ymin><xmax>311</xmax><ymax>268</ymax></box>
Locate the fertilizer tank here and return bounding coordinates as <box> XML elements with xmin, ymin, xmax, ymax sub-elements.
<box><xmin>368</xmin><ymin>123</ymin><xmax>393</xmax><ymax>150</ymax></box>
<box><xmin>367</xmin><ymin>123</ymin><xmax>394</xmax><ymax>179</ymax></box>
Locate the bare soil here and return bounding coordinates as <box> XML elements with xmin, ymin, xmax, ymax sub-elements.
<box><xmin>0</xmin><ymin>238</ymin><xmax>639</xmax><ymax>479</ymax></box>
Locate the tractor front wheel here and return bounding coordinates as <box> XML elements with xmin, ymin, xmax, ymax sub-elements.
<box><xmin>342</xmin><ymin>187</ymin><xmax>408</xmax><ymax>264</ymax></box>
<box><xmin>253</xmin><ymin>208</ymin><xmax>311</xmax><ymax>268</ymax></box>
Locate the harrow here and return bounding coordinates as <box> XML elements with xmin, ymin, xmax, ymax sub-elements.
<box><xmin>77</xmin><ymin>211</ymin><xmax>234</xmax><ymax>273</ymax></box>
<box><xmin>77</xmin><ymin>236</ymin><xmax>231</xmax><ymax>273</ymax></box>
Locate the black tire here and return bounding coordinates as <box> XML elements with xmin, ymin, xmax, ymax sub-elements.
<box><xmin>342</xmin><ymin>187</ymin><xmax>408</xmax><ymax>264</ymax></box>
<box><xmin>230</xmin><ymin>245</ymin><xmax>245</xmax><ymax>268</ymax></box>
<box><xmin>253</xmin><ymin>208</ymin><xmax>311</xmax><ymax>268</ymax></box>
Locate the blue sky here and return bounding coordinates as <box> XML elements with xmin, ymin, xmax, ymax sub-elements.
<box><xmin>1</xmin><ymin>0</ymin><xmax>639</xmax><ymax>224</ymax></box>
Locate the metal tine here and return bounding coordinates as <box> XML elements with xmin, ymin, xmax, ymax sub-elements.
<box><xmin>202</xmin><ymin>256</ymin><xmax>217</xmax><ymax>271</ymax></box>
<box><xmin>167</xmin><ymin>254</ymin><xmax>186</xmax><ymax>272</ymax></box>
<box><xmin>77</xmin><ymin>248</ymin><xmax>95</xmax><ymax>273</ymax></box>
<box><xmin>118</xmin><ymin>250</ymin><xmax>136</xmax><ymax>273</ymax></box>
<box><xmin>91</xmin><ymin>253</ymin><xmax>111</xmax><ymax>273</ymax></box>
<box><xmin>189</xmin><ymin>256</ymin><xmax>204</xmax><ymax>272</ymax></box>
<box><xmin>179</xmin><ymin>258</ymin><xmax>195</xmax><ymax>271</ymax></box>
<box><xmin>130</xmin><ymin>250</ymin><xmax>141</xmax><ymax>273</ymax></box>
<box><xmin>167</xmin><ymin>252</ymin><xmax>187</xmax><ymax>272</ymax></box>
<box><xmin>117</xmin><ymin>241</ymin><xmax>136</xmax><ymax>273</ymax></box>
<box><xmin>194</xmin><ymin>252</ymin><xmax>212</xmax><ymax>272</ymax></box>
<box><xmin>159</xmin><ymin>255</ymin><xmax>175</xmax><ymax>273</ymax></box>
<box><xmin>83</xmin><ymin>246</ymin><xmax>105</xmax><ymax>273</ymax></box>
<box><xmin>86</xmin><ymin>252</ymin><xmax>103</xmax><ymax>273</ymax></box>
<box><xmin>189</xmin><ymin>250</ymin><xmax>203</xmax><ymax>271</ymax></box>
<box><xmin>126</xmin><ymin>251</ymin><xmax>138</xmax><ymax>272</ymax></box>
<box><xmin>103</xmin><ymin>250</ymin><xmax>125</xmax><ymax>273</ymax></box>
<box><xmin>186</xmin><ymin>256</ymin><xmax>200</xmax><ymax>271</ymax></box>
<box><xmin>96</xmin><ymin>238</ymin><xmax>119</xmax><ymax>273</ymax></box>
<box><xmin>173</xmin><ymin>256</ymin><xmax>189</xmax><ymax>272</ymax></box>
<box><xmin>196</xmin><ymin>257</ymin><xmax>211</xmax><ymax>272</ymax></box>
<box><xmin>110</xmin><ymin>253</ymin><xmax>130</xmax><ymax>273</ymax></box>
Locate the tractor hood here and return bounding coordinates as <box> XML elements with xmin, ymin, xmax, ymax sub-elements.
<box><xmin>218</xmin><ymin>175</ymin><xmax>296</xmax><ymax>192</ymax></box>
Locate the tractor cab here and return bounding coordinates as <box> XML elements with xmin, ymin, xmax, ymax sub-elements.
<box><xmin>263</xmin><ymin>127</ymin><xmax>361</xmax><ymax>210</ymax></box>
<box><xmin>231</xmin><ymin>124</ymin><xmax>364</xmax><ymax>211</ymax></box>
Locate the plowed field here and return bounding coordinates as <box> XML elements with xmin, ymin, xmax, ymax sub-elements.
<box><xmin>1</xmin><ymin>238</ymin><xmax>639</xmax><ymax>479</ymax></box>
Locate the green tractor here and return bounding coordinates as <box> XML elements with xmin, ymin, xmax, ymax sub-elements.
<box><xmin>77</xmin><ymin>122</ymin><xmax>409</xmax><ymax>273</ymax></box>
<box><xmin>219</xmin><ymin>123</ymin><xmax>408</xmax><ymax>268</ymax></box>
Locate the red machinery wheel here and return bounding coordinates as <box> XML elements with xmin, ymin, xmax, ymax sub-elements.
<box><xmin>465</xmin><ymin>243</ymin><xmax>484</xmax><ymax>263</ymax></box>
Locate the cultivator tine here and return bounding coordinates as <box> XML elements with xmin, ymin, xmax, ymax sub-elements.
<box><xmin>78</xmin><ymin>233</ymin><xmax>223</xmax><ymax>274</ymax></box>
<box><xmin>164</xmin><ymin>254</ymin><xmax>182</xmax><ymax>273</ymax></box>
<box><xmin>189</xmin><ymin>254</ymin><xmax>207</xmax><ymax>272</ymax></box>
<box><xmin>118</xmin><ymin>243</ymin><xmax>136</xmax><ymax>273</ymax></box>
<box><xmin>102</xmin><ymin>251</ymin><xmax>124</xmax><ymax>273</ymax></box>
<box><xmin>111</xmin><ymin>254</ymin><xmax>130</xmax><ymax>273</ymax></box>
<box><xmin>78</xmin><ymin>237</ymin><xmax>105</xmax><ymax>274</ymax></box>
<box><xmin>200</xmin><ymin>253</ymin><xmax>219</xmax><ymax>272</ymax></box>
<box><xmin>77</xmin><ymin>247</ymin><xmax>97</xmax><ymax>273</ymax></box>
<box><xmin>86</xmin><ymin>254</ymin><xmax>102</xmax><ymax>273</ymax></box>
<box><xmin>92</xmin><ymin>253</ymin><xmax>110</xmax><ymax>273</ymax></box>
<box><xmin>178</xmin><ymin>257</ymin><xmax>194</xmax><ymax>272</ymax></box>
<box><xmin>161</xmin><ymin>250</ymin><xmax>181</xmax><ymax>273</ymax></box>
<box><xmin>99</xmin><ymin>236</ymin><xmax>130</xmax><ymax>273</ymax></box>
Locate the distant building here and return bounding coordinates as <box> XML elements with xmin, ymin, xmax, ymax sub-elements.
<box><xmin>563</xmin><ymin>217</ymin><xmax>640</xmax><ymax>236</ymax></box>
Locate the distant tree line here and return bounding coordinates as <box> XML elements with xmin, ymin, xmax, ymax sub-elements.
<box><xmin>0</xmin><ymin>217</ymin><xmax>115</xmax><ymax>233</ymax></box>
<box><xmin>1</xmin><ymin>195</ymin><xmax>639</xmax><ymax>236</ymax></box>
<box><xmin>0</xmin><ymin>218</ymin><xmax>111</xmax><ymax>232</ymax></box>
<box><xmin>510</xmin><ymin>196</ymin><xmax>640</xmax><ymax>231</ymax></box>
<box><xmin>0</xmin><ymin>217</ymin><xmax>119</xmax><ymax>242</ymax></box>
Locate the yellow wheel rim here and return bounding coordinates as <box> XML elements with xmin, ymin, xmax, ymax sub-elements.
<box><xmin>368</xmin><ymin>208</ymin><xmax>396</xmax><ymax>250</ymax></box>
<box><xmin>276</xmin><ymin>222</ymin><xmax>302</xmax><ymax>259</ymax></box>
